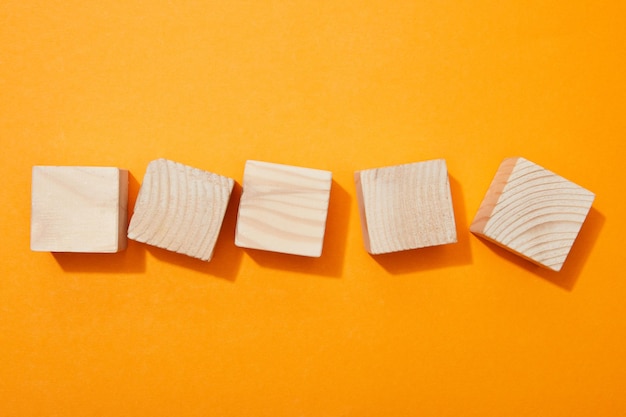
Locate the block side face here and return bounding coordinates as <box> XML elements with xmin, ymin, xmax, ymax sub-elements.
<box><xmin>480</xmin><ymin>158</ymin><xmax>595</xmax><ymax>271</ymax></box>
<box><xmin>243</xmin><ymin>160</ymin><xmax>332</xmax><ymax>194</ymax></box>
<box><xmin>30</xmin><ymin>166</ymin><xmax>124</xmax><ymax>252</ymax></box>
<box><xmin>235</xmin><ymin>160</ymin><xmax>331</xmax><ymax>257</ymax></box>
<box><xmin>245</xmin><ymin>160</ymin><xmax>332</xmax><ymax>181</ymax></box>
<box><xmin>354</xmin><ymin>171</ymin><xmax>373</xmax><ymax>254</ymax></box>
<box><xmin>127</xmin><ymin>159</ymin><xmax>234</xmax><ymax>261</ymax></box>
<box><xmin>127</xmin><ymin>160</ymin><xmax>159</xmax><ymax>242</ymax></box>
<box><xmin>470</xmin><ymin>157</ymin><xmax>519</xmax><ymax>235</ymax></box>
<box><xmin>117</xmin><ymin>169</ymin><xmax>129</xmax><ymax>251</ymax></box>
<box><xmin>439</xmin><ymin>171</ymin><xmax>458</xmax><ymax>244</ymax></box>
<box><xmin>358</xmin><ymin>159</ymin><xmax>457</xmax><ymax>254</ymax></box>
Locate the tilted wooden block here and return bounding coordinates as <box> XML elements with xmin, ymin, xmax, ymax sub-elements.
<box><xmin>127</xmin><ymin>159</ymin><xmax>234</xmax><ymax>261</ymax></box>
<box><xmin>470</xmin><ymin>157</ymin><xmax>595</xmax><ymax>272</ymax></box>
<box><xmin>235</xmin><ymin>160</ymin><xmax>332</xmax><ymax>257</ymax></box>
<box><xmin>31</xmin><ymin>166</ymin><xmax>128</xmax><ymax>253</ymax></box>
<box><xmin>355</xmin><ymin>159</ymin><xmax>457</xmax><ymax>254</ymax></box>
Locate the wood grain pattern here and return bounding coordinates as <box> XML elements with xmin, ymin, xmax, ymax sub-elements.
<box><xmin>355</xmin><ymin>159</ymin><xmax>457</xmax><ymax>254</ymax></box>
<box><xmin>470</xmin><ymin>157</ymin><xmax>595</xmax><ymax>271</ymax></box>
<box><xmin>30</xmin><ymin>166</ymin><xmax>128</xmax><ymax>253</ymax></box>
<box><xmin>127</xmin><ymin>159</ymin><xmax>234</xmax><ymax>261</ymax></box>
<box><xmin>235</xmin><ymin>160</ymin><xmax>332</xmax><ymax>257</ymax></box>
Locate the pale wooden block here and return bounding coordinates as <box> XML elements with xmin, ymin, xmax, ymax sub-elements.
<box><xmin>127</xmin><ymin>159</ymin><xmax>234</xmax><ymax>261</ymax></box>
<box><xmin>30</xmin><ymin>166</ymin><xmax>128</xmax><ymax>253</ymax></box>
<box><xmin>470</xmin><ymin>157</ymin><xmax>595</xmax><ymax>272</ymax></box>
<box><xmin>235</xmin><ymin>160</ymin><xmax>332</xmax><ymax>257</ymax></box>
<box><xmin>355</xmin><ymin>159</ymin><xmax>457</xmax><ymax>255</ymax></box>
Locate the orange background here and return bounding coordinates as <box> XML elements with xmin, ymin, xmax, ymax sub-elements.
<box><xmin>2</xmin><ymin>1</ymin><xmax>625</xmax><ymax>416</ymax></box>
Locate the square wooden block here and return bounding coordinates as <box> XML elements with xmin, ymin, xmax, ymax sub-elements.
<box><xmin>355</xmin><ymin>159</ymin><xmax>457</xmax><ymax>254</ymax></box>
<box><xmin>127</xmin><ymin>159</ymin><xmax>234</xmax><ymax>261</ymax></box>
<box><xmin>31</xmin><ymin>166</ymin><xmax>128</xmax><ymax>253</ymax></box>
<box><xmin>470</xmin><ymin>157</ymin><xmax>595</xmax><ymax>272</ymax></box>
<box><xmin>235</xmin><ymin>160</ymin><xmax>332</xmax><ymax>257</ymax></box>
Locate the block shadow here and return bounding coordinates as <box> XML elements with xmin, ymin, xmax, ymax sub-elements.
<box><xmin>53</xmin><ymin>240</ymin><xmax>147</xmax><ymax>273</ymax></box>
<box><xmin>243</xmin><ymin>179</ymin><xmax>351</xmax><ymax>278</ymax></box>
<box><xmin>145</xmin><ymin>182</ymin><xmax>244</xmax><ymax>282</ymax></box>
<box><xmin>54</xmin><ymin>172</ymin><xmax>146</xmax><ymax>273</ymax></box>
<box><xmin>473</xmin><ymin>207</ymin><xmax>605</xmax><ymax>291</ymax></box>
<box><xmin>372</xmin><ymin>175</ymin><xmax>473</xmax><ymax>274</ymax></box>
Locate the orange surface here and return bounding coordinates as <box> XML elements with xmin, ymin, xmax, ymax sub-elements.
<box><xmin>2</xmin><ymin>1</ymin><xmax>626</xmax><ymax>416</ymax></box>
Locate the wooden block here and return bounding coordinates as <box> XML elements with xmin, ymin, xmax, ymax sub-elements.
<box><xmin>234</xmin><ymin>160</ymin><xmax>332</xmax><ymax>257</ymax></box>
<box><xmin>127</xmin><ymin>159</ymin><xmax>234</xmax><ymax>261</ymax></box>
<box><xmin>354</xmin><ymin>159</ymin><xmax>457</xmax><ymax>255</ymax></box>
<box><xmin>30</xmin><ymin>166</ymin><xmax>128</xmax><ymax>253</ymax></box>
<box><xmin>470</xmin><ymin>157</ymin><xmax>595</xmax><ymax>272</ymax></box>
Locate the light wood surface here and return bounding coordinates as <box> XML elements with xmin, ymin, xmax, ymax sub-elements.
<box><xmin>355</xmin><ymin>159</ymin><xmax>457</xmax><ymax>254</ymax></box>
<box><xmin>470</xmin><ymin>157</ymin><xmax>595</xmax><ymax>271</ymax></box>
<box><xmin>235</xmin><ymin>160</ymin><xmax>332</xmax><ymax>257</ymax></box>
<box><xmin>128</xmin><ymin>159</ymin><xmax>234</xmax><ymax>261</ymax></box>
<box><xmin>30</xmin><ymin>166</ymin><xmax>128</xmax><ymax>253</ymax></box>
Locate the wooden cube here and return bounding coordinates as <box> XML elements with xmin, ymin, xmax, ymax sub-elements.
<box><xmin>470</xmin><ymin>157</ymin><xmax>595</xmax><ymax>272</ymax></box>
<box><xmin>127</xmin><ymin>159</ymin><xmax>234</xmax><ymax>261</ymax></box>
<box><xmin>355</xmin><ymin>159</ymin><xmax>457</xmax><ymax>254</ymax></box>
<box><xmin>31</xmin><ymin>166</ymin><xmax>128</xmax><ymax>253</ymax></box>
<box><xmin>235</xmin><ymin>160</ymin><xmax>332</xmax><ymax>257</ymax></box>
